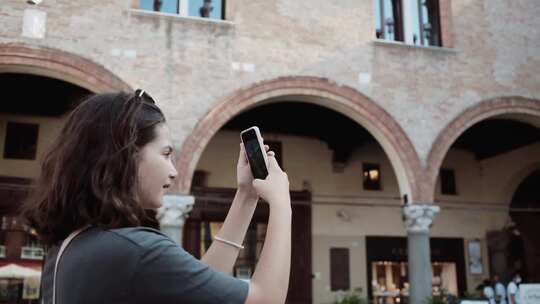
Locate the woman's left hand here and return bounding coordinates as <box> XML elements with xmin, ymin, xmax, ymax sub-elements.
<box><xmin>237</xmin><ymin>143</ymin><xmax>270</xmax><ymax>197</ymax></box>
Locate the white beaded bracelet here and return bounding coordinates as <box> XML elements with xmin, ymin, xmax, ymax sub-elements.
<box><xmin>214</xmin><ymin>236</ymin><xmax>245</xmax><ymax>250</ymax></box>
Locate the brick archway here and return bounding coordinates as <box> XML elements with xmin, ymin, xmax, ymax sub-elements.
<box><xmin>0</xmin><ymin>43</ymin><xmax>130</xmax><ymax>92</ymax></box>
<box><xmin>426</xmin><ymin>96</ymin><xmax>540</xmax><ymax>201</ymax></box>
<box><xmin>176</xmin><ymin>76</ymin><xmax>423</xmax><ymax>201</ymax></box>
<box><xmin>501</xmin><ymin>162</ymin><xmax>540</xmax><ymax>205</ymax></box>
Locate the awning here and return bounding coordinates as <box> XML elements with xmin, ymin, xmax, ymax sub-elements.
<box><xmin>0</xmin><ymin>264</ymin><xmax>41</xmax><ymax>279</ymax></box>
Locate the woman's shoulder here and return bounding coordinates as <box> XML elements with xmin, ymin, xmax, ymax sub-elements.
<box><xmin>105</xmin><ymin>226</ymin><xmax>175</xmax><ymax>249</ymax></box>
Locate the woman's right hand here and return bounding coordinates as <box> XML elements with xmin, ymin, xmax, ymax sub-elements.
<box><xmin>246</xmin><ymin>154</ymin><xmax>291</xmax><ymax>304</ymax></box>
<box><xmin>252</xmin><ymin>155</ymin><xmax>290</xmax><ymax>207</ymax></box>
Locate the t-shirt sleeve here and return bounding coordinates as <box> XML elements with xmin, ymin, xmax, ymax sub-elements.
<box><xmin>131</xmin><ymin>234</ymin><xmax>249</xmax><ymax>304</ymax></box>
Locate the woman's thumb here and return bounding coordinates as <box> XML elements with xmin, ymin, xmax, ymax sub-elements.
<box><xmin>252</xmin><ymin>179</ymin><xmax>264</xmax><ymax>189</ymax></box>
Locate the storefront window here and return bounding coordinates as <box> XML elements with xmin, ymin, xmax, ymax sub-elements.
<box><xmin>367</xmin><ymin>236</ymin><xmax>467</xmax><ymax>301</ymax></box>
<box><xmin>432</xmin><ymin>262</ymin><xmax>458</xmax><ymax>296</ymax></box>
<box><xmin>0</xmin><ymin>279</ymin><xmax>21</xmax><ymax>302</ymax></box>
<box><xmin>370</xmin><ymin>261</ymin><xmax>458</xmax><ymax>304</ymax></box>
<box><xmin>371</xmin><ymin>261</ymin><xmax>408</xmax><ymax>304</ymax></box>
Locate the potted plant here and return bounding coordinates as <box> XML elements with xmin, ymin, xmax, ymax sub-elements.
<box><xmin>424</xmin><ymin>289</ymin><xmax>459</xmax><ymax>304</ymax></box>
<box><xmin>334</xmin><ymin>290</ymin><xmax>371</xmax><ymax>304</ymax></box>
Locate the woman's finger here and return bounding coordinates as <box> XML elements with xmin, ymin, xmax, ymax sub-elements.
<box><xmin>267</xmin><ymin>154</ymin><xmax>282</xmax><ymax>171</ymax></box>
<box><xmin>239</xmin><ymin>143</ymin><xmax>248</xmax><ymax>164</ymax></box>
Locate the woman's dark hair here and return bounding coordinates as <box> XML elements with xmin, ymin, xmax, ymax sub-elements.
<box><xmin>21</xmin><ymin>91</ymin><xmax>165</xmax><ymax>246</ymax></box>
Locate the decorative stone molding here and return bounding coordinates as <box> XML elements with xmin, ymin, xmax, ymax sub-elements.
<box><xmin>157</xmin><ymin>194</ymin><xmax>195</xmax><ymax>245</ymax></box>
<box><xmin>402</xmin><ymin>204</ymin><xmax>440</xmax><ymax>233</ymax></box>
<box><xmin>157</xmin><ymin>194</ymin><xmax>194</xmax><ymax>226</ymax></box>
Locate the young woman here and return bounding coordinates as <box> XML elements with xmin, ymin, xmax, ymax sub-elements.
<box><xmin>22</xmin><ymin>90</ymin><xmax>291</xmax><ymax>304</ymax></box>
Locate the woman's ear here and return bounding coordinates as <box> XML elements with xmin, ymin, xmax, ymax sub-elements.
<box><xmin>133</xmin><ymin>148</ymin><xmax>141</xmax><ymax>160</ymax></box>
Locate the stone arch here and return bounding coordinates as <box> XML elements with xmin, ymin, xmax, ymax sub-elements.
<box><xmin>426</xmin><ymin>96</ymin><xmax>540</xmax><ymax>201</ymax></box>
<box><xmin>501</xmin><ymin>162</ymin><xmax>540</xmax><ymax>205</ymax></box>
<box><xmin>176</xmin><ymin>76</ymin><xmax>423</xmax><ymax>201</ymax></box>
<box><xmin>0</xmin><ymin>43</ymin><xmax>130</xmax><ymax>92</ymax></box>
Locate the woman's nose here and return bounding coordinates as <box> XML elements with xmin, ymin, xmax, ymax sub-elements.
<box><xmin>169</xmin><ymin>159</ymin><xmax>178</xmax><ymax>180</ymax></box>
<box><xmin>169</xmin><ymin>167</ymin><xmax>178</xmax><ymax>180</ymax></box>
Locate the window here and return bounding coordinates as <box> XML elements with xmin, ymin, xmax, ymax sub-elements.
<box><xmin>440</xmin><ymin>168</ymin><xmax>457</xmax><ymax>195</ymax></box>
<box><xmin>0</xmin><ymin>280</ymin><xmax>19</xmax><ymax>302</ymax></box>
<box><xmin>375</xmin><ymin>0</ymin><xmax>443</xmax><ymax>47</ymax></box>
<box><xmin>414</xmin><ymin>0</ymin><xmax>442</xmax><ymax>46</ymax></box>
<box><xmin>375</xmin><ymin>0</ymin><xmax>404</xmax><ymax>42</ymax></box>
<box><xmin>139</xmin><ymin>0</ymin><xmax>225</xmax><ymax>20</ymax></box>
<box><xmin>330</xmin><ymin>248</ymin><xmax>350</xmax><ymax>291</ymax></box>
<box><xmin>3</xmin><ymin>122</ymin><xmax>39</xmax><ymax>160</ymax></box>
<box><xmin>363</xmin><ymin>163</ymin><xmax>381</xmax><ymax>191</ymax></box>
<box><xmin>20</xmin><ymin>234</ymin><xmax>44</xmax><ymax>260</ymax></box>
<box><xmin>141</xmin><ymin>0</ymin><xmax>178</xmax><ymax>14</ymax></box>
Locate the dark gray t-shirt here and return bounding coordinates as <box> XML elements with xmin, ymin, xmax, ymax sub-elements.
<box><xmin>41</xmin><ymin>227</ymin><xmax>249</xmax><ymax>304</ymax></box>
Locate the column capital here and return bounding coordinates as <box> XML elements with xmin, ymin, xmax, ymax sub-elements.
<box><xmin>157</xmin><ymin>194</ymin><xmax>195</xmax><ymax>228</ymax></box>
<box><xmin>402</xmin><ymin>203</ymin><xmax>440</xmax><ymax>233</ymax></box>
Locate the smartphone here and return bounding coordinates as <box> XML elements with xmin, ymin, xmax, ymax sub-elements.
<box><xmin>240</xmin><ymin>126</ymin><xmax>269</xmax><ymax>179</ymax></box>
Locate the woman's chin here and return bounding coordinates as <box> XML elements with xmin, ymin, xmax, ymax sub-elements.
<box><xmin>141</xmin><ymin>200</ymin><xmax>162</xmax><ymax>210</ymax></box>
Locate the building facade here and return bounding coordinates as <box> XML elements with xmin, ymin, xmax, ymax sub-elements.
<box><xmin>0</xmin><ymin>0</ymin><xmax>539</xmax><ymax>303</ymax></box>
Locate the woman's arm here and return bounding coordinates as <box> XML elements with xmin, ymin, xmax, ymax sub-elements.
<box><xmin>245</xmin><ymin>156</ymin><xmax>291</xmax><ymax>304</ymax></box>
<box><xmin>245</xmin><ymin>200</ymin><xmax>291</xmax><ymax>304</ymax></box>
<box><xmin>200</xmin><ymin>188</ymin><xmax>258</xmax><ymax>273</ymax></box>
<box><xmin>200</xmin><ymin>143</ymin><xmax>269</xmax><ymax>273</ymax></box>
<box><xmin>201</xmin><ymin>144</ymin><xmax>293</xmax><ymax>304</ymax></box>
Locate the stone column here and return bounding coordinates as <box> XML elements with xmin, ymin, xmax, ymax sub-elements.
<box><xmin>402</xmin><ymin>204</ymin><xmax>440</xmax><ymax>304</ymax></box>
<box><xmin>157</xmin><ymin>194</ymin><xmax>195</xmax><ymax>245</ymax></box>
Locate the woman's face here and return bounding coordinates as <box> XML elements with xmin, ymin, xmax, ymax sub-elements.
<box><xmin>137</xmin><ymin>124</ymin><xmax>178</xmax><ymax>209</ymax></box>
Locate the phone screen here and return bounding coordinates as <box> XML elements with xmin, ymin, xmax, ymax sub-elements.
<box><xmin>241</xmin><ymin>129</ymin><xmax>268</xmax><ymax>179</ymax></box>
